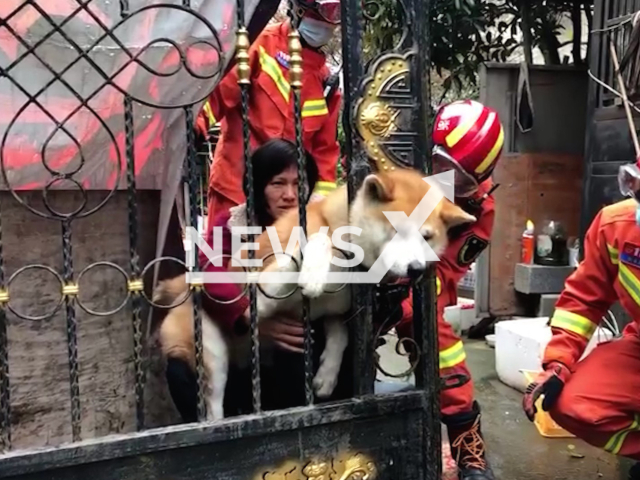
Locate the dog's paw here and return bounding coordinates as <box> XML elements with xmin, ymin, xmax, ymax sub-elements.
<box><xmin>206</xmin><ymin>403</ymin><xmax>225</xmax><ymax>422</ymax></box>
<box><xmin>312</xmin><ymin>358</ymin><xmax>340</xmax><ymax>398</ymax></box>
<box><xmin>299</xmin><ymin>232</ymin><xmax>332</xmax><ymax>299</ymax></box>
<box><xmin>299</xmin><ymin>269</ymin><xmax>329</xmax><ymax>298</ymax></box>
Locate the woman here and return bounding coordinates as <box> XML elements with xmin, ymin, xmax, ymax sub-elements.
<box><xmin>198</xmin><ymin>138</ymin><xmax>322</xmax><ymax>415</ymax></box>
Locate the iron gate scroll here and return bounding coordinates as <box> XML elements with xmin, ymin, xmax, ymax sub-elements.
<box><xmin>0</xmin><ymin>0</ymin><xmax>442</xmax><ymax>478</ymax></box>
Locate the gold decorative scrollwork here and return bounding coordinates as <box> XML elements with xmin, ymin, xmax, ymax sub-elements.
<box><xmin>303</xmin><ymin>460</ymin><xmax>331</xmax><ymax>480</ymax></box>
<box><xmin>359</xmin><ymin>103</ymin><xmax>399</xmax><ymax>138</ymax></box>
<box><xmin>335</xmin><ymin>453</ymin><xmax>377</xmax><ymax>480</ymax></box>
<box><xmin>255</xmin><ymin>453</ymin><xmax>377</xmax><ymax>480</ymax></box>
<box><xmin>355</xmin><ymin>50</ymin><xmax>417</xmax><ymax>172</ymax></box>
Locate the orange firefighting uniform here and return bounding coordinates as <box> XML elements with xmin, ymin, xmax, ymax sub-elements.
<box><xmin>542</xmin><ymin>198</ymin><xmax>640</xmax><ymax>460</ymax></box>
<box><xmin>198</xmin><ymin>21</ymin><xmax>341</xmax><ymax>222</ymax></box>
<box><xmin>395</xmin><ymin>179</ymin><xmax>495</xmax><ymax>417</ymax></box>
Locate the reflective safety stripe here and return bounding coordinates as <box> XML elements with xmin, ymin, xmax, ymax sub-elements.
<box><xmin>608</xmin><ymin>244</ymin><xmax>619</xmax><ymax>265</ymax></box>
<box><xmin>619</xmin><ymin>263</ymin><xmax>640</xmax><ymax>307</ymax></box>
<box><xmin>313</xmin><ymin>181</ymin><xmax>336</xmax><ymax>196</ymax></box>
<box><xmin>439</xmin><ymin>341</ymin><xmax>466</xmax><ymax>370</ymax></box>
<box><xmin>549</xmin><ymin>309</ymin><xmax>597</xmax><ymax>340</ymax></box>
<box><xmin>605</xmin><ymin>414</ymin><xmax>640</xmax><ymax>455</ymax></box>
<box><xmin>445</xmin><ymin>101</ymin><xmax>484</xmax><ymax>148</ymax></box>
<box><xmin>302</xmin><ymin>99</ymin><xmax>329</xmax><ymax>118</ymax></box>
<box><xmin>203</xmin><ymin>101</ymin><xmax>216</xmax><ymax>126</ymax></box>
<box><xmin>258</xmin><ymin>46</ymin><xmax>290</xmax><ymax>101</ymax></box>
<box><xmin>606</xmin><ymin>243</ymin><xmax>640</xmax><ymax>308</ymax></box>
<box><xmin>475</xmin><ymin>124</ymin><xmax>504</xmax><ymax>175</ymax></box>
<box><xmin>436</xmin><ymin>276</ymin><xmax>441</xmax><ymax>296</ymax></box>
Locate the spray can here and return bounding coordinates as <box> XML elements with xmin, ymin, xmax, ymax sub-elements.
<box><xmin>521</xmin><ymin>219</ymin><xmax>535</xmax><ymax>264</ymax></box>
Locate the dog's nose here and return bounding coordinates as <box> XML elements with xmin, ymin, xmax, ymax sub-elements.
<box><xmin>407</xmin><ymin>261</ymin><xmax>425</xmax><ymax>280</ymax></box>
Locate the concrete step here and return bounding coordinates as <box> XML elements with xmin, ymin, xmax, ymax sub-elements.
<box><xmin>514</xmin><ymin>263</ymin><xmax>575</xmax><ymax>294</ymax></box>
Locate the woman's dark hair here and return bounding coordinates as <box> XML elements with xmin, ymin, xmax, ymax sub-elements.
<box><xmin>243</xmin><ymin>138</ymin><xmax>319</xmax><ymax>226</ymax></box>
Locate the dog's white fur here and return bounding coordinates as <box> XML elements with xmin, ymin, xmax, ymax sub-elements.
<box><xmin>155</xmin><ymin>169</ymin><xmax>476</xmax><ymax>421</ymax></box>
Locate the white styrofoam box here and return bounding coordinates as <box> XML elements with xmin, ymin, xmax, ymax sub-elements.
<box><xmin>495</xmin><ymin>317</ymin><xmax>614</xmax><ymax>393</ymax></box>
<box><xmin>458</xmin><ymin>298</ymin><xmax>476</xmax><ymax>332</ymax></box>
<box><xmin>444</xmin><ymin>305</ymin><xmax>462</xmax><ymax>335</ymax></box>
<box><xmin>443</xmin><ymin>299</ymin><xmax>478</xmax><ymax>335</ymax></box>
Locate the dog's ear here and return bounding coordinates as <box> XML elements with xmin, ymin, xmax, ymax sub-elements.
<box><xmin>363</xmin><ymin>174</ymin><xmax>393</xmax><ymax>202</ymax></box>
<box><xmin>440</xmin><ymin>201</ymin><xmax>477</xmax><ymax>229</ymax></box>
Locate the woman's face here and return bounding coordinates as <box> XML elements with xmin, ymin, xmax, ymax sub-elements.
<box><xmin>265</xmin><ymin>165</ymin><xmax>301</xmax><ymax>220</ymax></box>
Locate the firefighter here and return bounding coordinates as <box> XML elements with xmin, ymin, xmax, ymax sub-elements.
<box><xmin>196</xmin><ymin>0</ymin><xmax>342</xmax><ymax>227</ymax></box>
<box><xmin>382</xmin><ymin>99</ymin><xmax>504</xmax><ymax>480</ymax></box>
<box><xmin>522</xmin><ymin>158</ymin><xmax>640</xmax><ymax>479</ymax></box>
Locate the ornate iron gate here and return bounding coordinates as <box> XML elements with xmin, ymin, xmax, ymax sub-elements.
<box><xmin>0</xmin><ymin>0</ymin><xmax>444</xmax><ymax>478</ymax></box>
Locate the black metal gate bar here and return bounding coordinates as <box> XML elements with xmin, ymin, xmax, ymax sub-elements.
<box><xmin>119</xmin><ymin>0</ymin><xmax>146</xmax><ymax>431</ymax></box>
<box><xmin>61</xmin><ymin>219</ymin><xmax>82</xmax><ymax>443</ymax></box>
<box><xmin>404</xmin><ymin>0</ymin><xmax>440</xmax><ymax>476</ymax></box>
<box><xmin>185</xmin><ymin>105</ymin><xmax>208</xmax><ymax>422</ymax></box>
<box><xmin>234</xmin><ymin>0</ymin><xmax>262</xmax><ymax>414</ymax></box>
<box><xmin>174</xmin><ymin>0</ymin><xmax>210</xmax><ymax>424</ymax></box>
<box><xmin>0</xmin><ymin>208</ymin><xmax>9</xmax><ymax>451</ymax></box>
<box><xmin>341</xmin><ymin>0</ymin><xmax>376</xmax><ymax>397</ymax></box>
<box><xmin>0</xmin><ymin>316</ymin><xmax>8</xmax><ymax>452</ymax></box>
<box><xmin>286</xmin><ymin>15</ymin><xmax>315</xmax><ymax>407</ymax></box>
<box><xmin>123</xmin><ymin>94</ymin><xmax>145</xmax><ymax>431</ymax></box>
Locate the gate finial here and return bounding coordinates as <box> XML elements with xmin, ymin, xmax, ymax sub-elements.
<box><xmin>236</xmin><ymin>27</ymin><xmax>251</xmax><ymax>85</ymax></box>
<box><xmin>288</xmin><ymin>30</ymin><xmax>303</xmax><ymax>88</ymax></box>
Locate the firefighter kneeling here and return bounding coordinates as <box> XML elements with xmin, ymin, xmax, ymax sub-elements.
<box><xmin>523</xmin><ymin>159</ymin><xmax>640</xmax><ymax>479</ymax></box>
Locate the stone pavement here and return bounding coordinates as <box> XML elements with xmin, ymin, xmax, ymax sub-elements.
<box><xmin>376</xmin><ymin>333</ymin><xmax>634</xmax><ymax>479</ymax></box>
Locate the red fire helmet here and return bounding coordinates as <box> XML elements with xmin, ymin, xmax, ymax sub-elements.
<box><xmin>432</xmin><ymin>99</ymin><xmax>505</xmax><ymax>197</ymax></box>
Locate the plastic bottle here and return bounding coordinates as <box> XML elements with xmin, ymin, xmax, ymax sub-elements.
<box><xmin>521</xmin><ymin>219</ymin><xmax>535</xmax><ymax>264</ymax></box>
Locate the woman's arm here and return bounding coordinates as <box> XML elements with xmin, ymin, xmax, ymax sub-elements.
<box><xmin>198</xmin><ymin>212</ymin><xmax>250</xmax><ymax>332</ymax></box>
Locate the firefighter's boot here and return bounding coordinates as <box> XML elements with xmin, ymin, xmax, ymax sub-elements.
<box><xmin>444</xmin><ymin>401</ymin><xmax>495</xmax><ymax>480</ymax></box>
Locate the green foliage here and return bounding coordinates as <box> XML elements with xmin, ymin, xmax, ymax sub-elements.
<box><xmin>500</xmin><ymin>0</ymin><xmax>593</xmax><ymax>66</ymax></box>
<box><xmin>362</xmin><ymin>0</ymin><xmax>503</xmax><ymax>95</ymax></box>
<box><xmin>361</xmin><ymin>0</ymin><xmax>594</xmax><ymax>97</ymax></box>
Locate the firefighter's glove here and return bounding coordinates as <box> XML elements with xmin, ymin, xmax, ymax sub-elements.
<box><xmin>522</xmin><ymin>361</ymin><xmax>571</xmax><ymax>422</ymax></box>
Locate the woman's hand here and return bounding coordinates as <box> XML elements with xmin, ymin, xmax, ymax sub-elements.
<box><xmin>260</xmin><ymin>316</ymin><xmax>306</xmax><ymax>354</ymax></box>
<box><xmin>239</xmin><ymin>308</ymin><xmax>306</xmax><ymax>354</ymax></box>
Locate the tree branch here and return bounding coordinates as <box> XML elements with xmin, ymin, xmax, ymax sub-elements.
<box><xmin>519</xmin><ymin>0</ymin><xmax>534</xmax><ymax>64</ymax></box>
<box><xmin>572</xmin><ymin>0</ymin><xmax>583</xmax><ymax>65</ymax></box>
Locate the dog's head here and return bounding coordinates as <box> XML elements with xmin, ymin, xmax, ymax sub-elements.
<box><xmin>349</xmin><ymin>168</ymin><xmax>477</xmax><ymax>280</ymax></box>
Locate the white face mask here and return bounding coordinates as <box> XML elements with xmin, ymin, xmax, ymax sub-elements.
<box><xmin>298</xmin><ymin>16</ymin><xmax>336</xmax><ymax>48</ymax></box>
